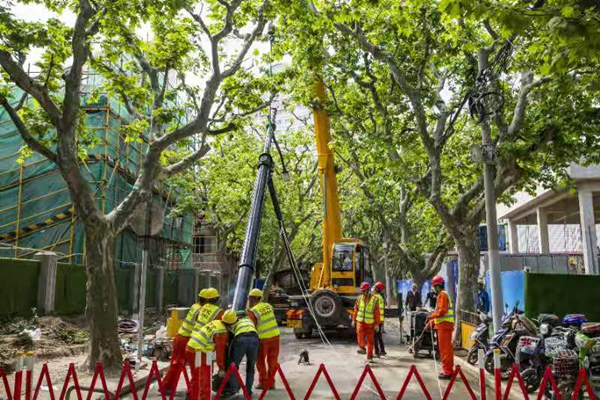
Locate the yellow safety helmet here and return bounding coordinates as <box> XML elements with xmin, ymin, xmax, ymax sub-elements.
<box><xmin>222</xmin><ymin>309</ymin><xmax>238</xmax><ymax>325</ymax></box>
<box><xmin>249</xmin><ymin>288</ymin><xmax>263</xmax><ymax>298</ymax></box>
<box><xmin>198</xmin><ymin>289</ymin><xmax>207</xmax><ymax>299</ymax></box>
<box><xmin>204</xmin><ymin>288</ymin><xmax>219</xmax><ymax>299</ymax></box>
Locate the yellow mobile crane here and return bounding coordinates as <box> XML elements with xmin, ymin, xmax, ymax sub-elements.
<box><xmin>286</xmin><ymin>79</ymin><xmax>373</xmax><ymax>339</ymax></box>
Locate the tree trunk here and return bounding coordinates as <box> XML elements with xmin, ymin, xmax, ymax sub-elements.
<box><xmin>84</xmin><ymin>220</ymin><xmax>123</xmax><ymax>375</ymax></box>
<box><xmin>262</xmin><ymin>246</ymin><xmax>288</xmax><ymax>303</ymax></box>
<box><xmin>452</xmin><ymin>233</ymin><xmax>480</xmax><ymax>342</ymax></box>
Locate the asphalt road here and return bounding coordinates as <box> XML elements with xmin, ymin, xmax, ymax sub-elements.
<box><xmin>207</xmin><ymin>321</ymin><xmax>489</xmax><ymax>400</ymax></box>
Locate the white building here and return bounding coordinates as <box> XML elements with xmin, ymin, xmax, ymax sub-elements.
<box><xmin>498</xmin><ymin>163</ymin><xmax>600</xmax><ymax>275</ymax></box>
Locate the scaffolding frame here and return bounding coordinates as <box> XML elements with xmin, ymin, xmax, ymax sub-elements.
<box><xmin>0</xmin><ymin>85</ymin><xmax>195</xmax><ymax>267</ymax></box>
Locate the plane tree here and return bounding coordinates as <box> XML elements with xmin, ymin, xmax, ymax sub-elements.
<box><xmin>0</xmin><ymin>0</ymin><xmax>271</xmax><ymax>372</ymax></box>
<box><xmin>278</xmin><ymin>0</ymin><xmax>600</xmax><ymax>317</ymax></box>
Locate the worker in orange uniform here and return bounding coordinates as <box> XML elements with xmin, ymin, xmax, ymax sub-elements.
<box><xmin>163</xmin><ymin>289</ymin><xmax>207</xmax><ymax>393</ymax></box>
<box><xmin>352</xmin><ymin>282</ymin><xmax>381</xmax><ymax>363</ymax></box>
<box><xmin>426</xmin><ymin>276</ymin><xmax>455</xmax><ymax>379</ymax></box>
<box><xmin>187</xmin><ymin>309</ymin><xmax>235</xmax><ymax>400</ymax></box>
<box><xmin>247</xmin><ymin>288</ymin><xmax>280</xmax><ymax>391</ymax></box>
<box><xmin>372</xmin><ymin>282</ymin><xmax>386</xmax><ymax>357</ymax></box>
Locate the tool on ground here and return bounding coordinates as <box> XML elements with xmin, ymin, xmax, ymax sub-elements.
<box><xmin>298</xmin><ymin>349</ymin><xmax>310</xmax><ymax>365</ymax></box>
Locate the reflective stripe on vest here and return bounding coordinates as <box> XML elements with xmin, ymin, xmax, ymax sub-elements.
<box><xmin>356</xmin><ymin>295</ymin><xmax>376</xmax><ymax>324</ymax></box>
<box><xmin>251</xmin><ymin>302</ymin><xmax>280</xmax><ymax>340</ymax></box>
<box><xmin>433</xmin><ymin>291</ymin><xmax>455</xmax><ymax>325</ymax></box>
<box><xmin>232</xmin><ymin>317</ymin><xmax>257</xmax><ymax>336</ymax></box>
<box><xmin>374</xmin><ymin>293</ymin><xmax>385</xmax><ymax>322</ymax></box>
<box><xmin>188</xmin><ymin>320</ymin><xmax>227</xmax><ymax>353</ymax></box>
<box><xmin>178</xmin><ymin>303</ymin><xmax>202</xmax><ymax>337</ymax></box>
<box><xmin>193</xmin><ymin>303</ymin><xmax>222</xmax><ymax>333</ymax></box>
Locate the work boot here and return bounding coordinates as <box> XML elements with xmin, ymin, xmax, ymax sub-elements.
<box><xmin>367</xmin><ymin>357</ymin><xmax>374</xmax><ymax>364</ymax></box>
<box><xmin>357</xmin><ymin>348</ymin><xmax>366</xmax><ymax>355</ymax></box>
<box><xmin>381</xmin><ymin>351</ymin><xmax>387</xmax><ymax>356</ymax></box>
<box><xmin>438</xmin><ymin>373</ymin><xmax>453</xmax><ymax>380</ymax></box>
<box><xmin>255</xmin><ymin>384</ymin><xmax>264</xmax><ymax>390</ymax></box>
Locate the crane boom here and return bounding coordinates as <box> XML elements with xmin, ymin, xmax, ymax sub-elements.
<box><xmin>312</xmin><ymin>79</ymin><xmax>343</xmax><ymax>288</ymax></box>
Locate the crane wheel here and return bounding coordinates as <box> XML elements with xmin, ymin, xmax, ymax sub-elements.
<box><xmin>312</xmin><ymin>290</ymin><xmax>341</xmax><ymax>319</ymax></box>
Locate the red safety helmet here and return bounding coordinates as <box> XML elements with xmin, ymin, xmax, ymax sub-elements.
<box><xmin>431</xmin><ymin>276</ymin><xmax>445</xmax><ymax>287</ymax></box>
<box><xmin>360</xmin><ymin>282</ymin><xmax>371</xmax><ymax>292</ymax></box>
<box><xmin>374</xmin><ymin>282</ymin><xmax>385</xmax><ymax>292</ymax></box>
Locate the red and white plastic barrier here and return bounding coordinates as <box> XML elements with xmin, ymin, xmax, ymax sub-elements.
<box><xmin>2</xmin><ymin>356</ymin><xmax>598</xmax><ymax>400</ymax></box>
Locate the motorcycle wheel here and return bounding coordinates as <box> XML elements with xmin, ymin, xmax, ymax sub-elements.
<box><xmin>521</xmin><ymin>368</ymin><xmax>541</xmax><ymax>394</ymax></box>
<box><xmin>467</xmin><ymin>345</ymin><xmax>480</xmax><ymax>366</ymax></box>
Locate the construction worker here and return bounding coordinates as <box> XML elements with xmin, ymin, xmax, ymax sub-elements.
<box><xmin>223</xmin><ymin>310</ymin><xmax>259</xmax><ymax>397</ymax></box>
<box><xmin>186</xmin><ymin>312</ymin><xmax>231</xmax><ymax>399</ymax></box>
<box><xmin>195</xmin><ymin>288</ymin><xmax>224</xmax><ymax>328</ymax></box>
<box><xmin>247</xmin><ymin>288</ymin><xmax>280</xmax><ymax>391</ymax></box>
<box><xmin>372</xmin><ymin>282</ymin><xmax>386</xmax><ymax>357</ymax></box>
<box><xmin>426</xmin><ymin>275</ymin><xmax>455</xmax><ymax>379</ymax></box>
<box><xmin>352</xmin><ymin>281</ymin><xmax>381</xmax><ymax>362</ymax></box>
<box><xmin>163</xmin><ymin>289</ymin><xmax>208</xmax><ymax>392</ymax></box>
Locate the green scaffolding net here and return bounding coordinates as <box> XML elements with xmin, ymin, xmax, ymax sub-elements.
<box><xmin>0</xmin><ymin>89</ymin><xmax>194</xmax><ymax>269</ymax></box>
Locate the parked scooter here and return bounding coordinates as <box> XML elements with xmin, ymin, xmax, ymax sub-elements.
<box><xmin>540</xmin><ymin>314</ymin><xmax>588</xmax><ymax>399</ymax></box>
<box><xmin>515</xmin><ymin>314</ymin><xmax>563</xmax><ymax>393</ymax></box>
<box><xmin>484</xmin><ymin>301</ymin><xmax>537</xmax><ymax>378</ymax></box>
<box><xmin>467</xmin><ymin>312</ymin><xmax>492</xmax><ymax>365</ymax></box>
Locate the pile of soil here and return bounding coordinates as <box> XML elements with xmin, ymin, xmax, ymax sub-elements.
<box><xmin>0</xmin><ymin>315</ymin><xmax>88</xmax><ymax>372</ymax></box>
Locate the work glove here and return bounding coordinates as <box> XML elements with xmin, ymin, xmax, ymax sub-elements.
<box><xmin>351</xmin><ymin>321</ymin><xmax>356</xmax><ymax>328</ymax></box>
<box><xmin>218</xmin><ymin>370</ymin><xmax>225</xmax><ymax>378</ymax></box>
<box><xmin>375</xmin><ymin>325</ymin><xmax>380</xmax><ymax>333</ymax></box>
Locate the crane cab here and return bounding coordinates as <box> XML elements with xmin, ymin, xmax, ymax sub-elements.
<box><xmin>308</xmin><ymin>239</ymin><xmax>371</xmax><ymax>295</ymax></box>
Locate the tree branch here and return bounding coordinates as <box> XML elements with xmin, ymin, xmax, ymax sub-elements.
<box><xmin>221</xmin><ymin>0</ymin><xmax>268</xmax><ymax>79</ymax></box>
<box><xmin>507</xmin><ymin>72</ymin><xmax>551</xmax><ymax>135</ymax></box>
<box><xmin>0</xmin><ymin>97</ymin><xmax>57</xmax><ymax>163</ymax></box>
<box><xmin>161</xmin><ymin>142</ymin><xmax>211</xmax><ymax>179</ymax></box>
<box><xmin>0</xmin><ymin>50</ymin><xmax>62</xmax><ymax>126</ymax></box>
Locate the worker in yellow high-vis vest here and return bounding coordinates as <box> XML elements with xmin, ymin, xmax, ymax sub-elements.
<box><xmin>352</xmin><ymin>282</ymin><xmax>381</xmax><ymax>362</ymax></box>
<box><xmin>186</xmin><ymin>309</ymin><xmax>233</xmax><ymax>400</ymax></box>
<box><xmin>163</xmin><ymin>289</ymin><xmax>208</xmax><ymax>392</ymax></box>
<box><xmin>426</xmin><ymin>276</ymin><xmax>455</xmax><ymax>379</ymax></box>
<box><xmin>223</xmin><ymin>310</ymin><xmax>259</xmax><ymax>397</ymax></box>
<box><xmin>247</xmin><ymin>288</ymin><xmax>280</xmax><ymax>391</ymax></box>
<box><xmin>194</xmin><ymin>288</ymin><xmax>224</xmax><ymax>330</ymax></box>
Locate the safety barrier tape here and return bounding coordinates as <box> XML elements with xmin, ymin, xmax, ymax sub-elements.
<box><xmin>213</xmin><ymin>362</ymin><xmax>251</xmax><ymax>400</ymax></box>
<box><xmin>442</xmin><ymin>366</ymin><xmax>477</xmax><ymax>400</ymax></box>
<box><xmin>303</xmin><ymin>364</ymin><xmax>341</xmax><ymax>400</ymax></box>
<box><xmin>58</xmin><ymin>364</ymin><xmax>82</xmax><ymax>400</ymax></box>
<box><xmin>258</xmin><ymin>364</ymin><xmax>295</xmax><ymax>400</ymax></box>
<box><xmin>572</xmin><ymin>367</ymin><xmax>598</xmax><ymax>400</ymax></box>
<box><xmin>396</xmin><ymin>364</ymin><xmax>432</xmax><ymax>400</ymax></box>
<box><xmin>501</xmin><ymin>364</ymin><xmax>529</xmax><ymax>400</ymax></box>
<box><xmin>86</xmin><ymin>362</ymin><xmax>111</xmax><ymax>400</ymax></box>
<box><xmin>348</xmin><ymin>364</ymin><xmax>386</xmax><ymax>400</ymax></box>
<box><xmin>2</xmin><ymin>360</ymin><xmax>597</xmax><ymax>400</ymax></box>
<box><xmin>535</xmin><ymin>366</ymin><xmax>562</xmax><ymax>400</ymax></box>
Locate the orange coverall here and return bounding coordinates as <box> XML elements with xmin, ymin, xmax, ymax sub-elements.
<box><xmin>163</xmin><ymin>334</ymin><xmax>193</xmax><ymax>391</ymax></box>
<box><xmin>248</xmin><ymin>311</ymin><xmax>280</xmax><ymax>389</ymax></box>
<box><xmin>186</xmin><ymin>332</ymin><xmax>228</xmax><ymax>399</ymax></box>
<box><xmin>352</xmin><ymin>295</ymin><xmax>381</xmax><ymax>360</ymax></box>
<box><xmin>428</xmin><ymin>291</ymin><xmax>454</xmax><ymax>376</ymax></box>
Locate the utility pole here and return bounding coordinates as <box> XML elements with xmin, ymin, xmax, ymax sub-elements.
<box><xmin>477</xmin><ymin>48</ymin><xmax>504</xmax><ymax>333</ymax></box>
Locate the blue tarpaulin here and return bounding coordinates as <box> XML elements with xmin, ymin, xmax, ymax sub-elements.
<box><xmin>485</xmin><ymin>270</ymin><xmax>524</xmax><ymax>315</ymax></box>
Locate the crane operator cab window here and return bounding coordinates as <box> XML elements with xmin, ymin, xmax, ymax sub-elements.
<box><xmin>333</xmin><ymin>244</ymin><xmax>354</xmax><ymax>272</ymax></box>
<box><xmin>332</xmin><ymin>243</ymin><xmax>372</xmax><ymax>290</ymax></box>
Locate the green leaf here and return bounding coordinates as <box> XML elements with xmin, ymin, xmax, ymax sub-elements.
<box><xmin>540</xmin><ymin>63</ymin><xmax>552</xmax><ymax>76</ymax></box>
<box><xmin>561</xmin><ymin>6</ymin><xmax>574</xmax><ymax>18</ymax></box>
